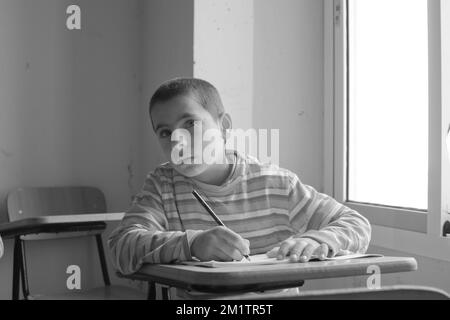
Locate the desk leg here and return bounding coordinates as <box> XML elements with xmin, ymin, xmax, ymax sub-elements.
<box><xmin>161</xmin><ymin>286</ymin><xmax>170</xmax><ymax>300</ymax></box>
<box><xmin>147</xmin><ymin>282</ymin><xmax>156</xmax><ymax>300</ymax></box>
<box><xmin>12</xmin><ymin>237</ymin><xmax>21</xmax><ymax>300</ymax></box>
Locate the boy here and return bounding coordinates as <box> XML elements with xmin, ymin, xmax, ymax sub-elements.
<box><xmin>108</xmin><ymin>78</ymin><xmax>371</xmax><ymax>278</ymax></box>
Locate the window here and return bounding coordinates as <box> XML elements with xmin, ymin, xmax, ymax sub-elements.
<box><xmin>347</xmin><ymin>0</ymin><xmax>429</xmax><ymax>211</ymax></box>
<box><xmin>328</xmin><ymin>0</ymin><xmax>450</xmax><ymax>234</ymax></box>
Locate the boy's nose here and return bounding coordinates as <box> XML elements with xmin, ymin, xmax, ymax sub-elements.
<box><xmin>171</xmin><ymin>141</ymin><xmax>183</xmax><ymax>153</ymax></box>
<box><xmin>171</xmin><ymin>142</ymin><xmax>192</xmax><ymax>160</ymax></box>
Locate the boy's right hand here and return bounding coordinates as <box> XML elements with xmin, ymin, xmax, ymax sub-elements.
<box><xmin>190</xmin><ymin>226</ymin><xmax>250</xmax><ymax>261</ymax></box>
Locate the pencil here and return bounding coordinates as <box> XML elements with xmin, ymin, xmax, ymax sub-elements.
<box><xmin>192</xmin><ymin>189</ymin><xmax>251</xmax><ymax>261</ymax></box>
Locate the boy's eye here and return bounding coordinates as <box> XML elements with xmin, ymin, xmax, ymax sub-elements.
<box><xmin>185</xmin><ymin>119</ymin><xmax>196</xmax><ymax>128</ymax></box>
<box><xmin>159</xmin><ymin>130</ymin><xmax>171</xmax><ymax>138</ymax></box>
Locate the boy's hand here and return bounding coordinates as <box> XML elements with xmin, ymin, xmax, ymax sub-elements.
<box><xmin>266</xmin><ymin>238</ymin><xmax>329</xmax><ymax>262</ymax></box>
<box><xmin>190</xmin><ymin>226</ymin><xmax>250</xmax><ymax>262</ymax></box>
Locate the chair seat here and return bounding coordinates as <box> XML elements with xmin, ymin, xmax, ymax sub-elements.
<box><xmin>29</xmin><ymin>285</ymin><xmax>146</xmax><ymax>300</ymax></box>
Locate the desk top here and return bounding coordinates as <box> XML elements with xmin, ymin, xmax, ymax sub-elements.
<box><xmin>0</xmin><ymin>213</ymin><xmax>124</xmax><ymax>238</ymax></box>
<box><xmin>123</xmin><ymin>256</ymin><xmax>417</xmax><ymax>293</ymax></box>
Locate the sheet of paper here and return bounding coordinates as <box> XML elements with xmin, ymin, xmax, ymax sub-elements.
<box><xmin>181</xmin><ymin>253</ymin><xmax>383</xmax><ymax>268</ymax></box>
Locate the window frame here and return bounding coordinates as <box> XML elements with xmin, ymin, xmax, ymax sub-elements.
<box><xmin>325</xmin><ymin>0</ymin><xmax>450</xmax><ymax>260</ymax></box>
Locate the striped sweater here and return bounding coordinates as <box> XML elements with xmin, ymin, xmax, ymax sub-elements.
<box><xmin>108</xmin><ymin>150</ymin><xmax>371</xmax><ymax>275</ymax></box>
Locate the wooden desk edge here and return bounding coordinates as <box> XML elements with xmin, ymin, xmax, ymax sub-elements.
<box><xmin>121</xmin><ymin>256</ymin><xmax>418</xmax><ymax>289</ymax></box>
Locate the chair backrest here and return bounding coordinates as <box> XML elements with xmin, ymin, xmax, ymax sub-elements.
<box><xmin>7</xmin><ymin>187</ymin><xmax>107</xmax><ymax>222</ymax></box>
<box><xmin>6</xmin><ymin>187</ymin><xmax>107</xmax><ymax>240</ymax></box>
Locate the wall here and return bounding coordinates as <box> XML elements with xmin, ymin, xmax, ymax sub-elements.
<box><xmin>194</xmin><ymin>0</ymin><xmax>254</xmax><ymax>131</ymax></box>
<box><xmin>0</xmin><ymin>0</ymin><xmax>143</xmax><ymax>298</ymax></box>
<box><xmin>253</xmin><ymin>0</ymin><xmax>325</xmax><ymax>191</ymax></box>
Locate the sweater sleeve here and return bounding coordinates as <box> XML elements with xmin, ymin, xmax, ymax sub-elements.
<box><xmin>288</xmin><ymin>174</ymin><xmax>371</xmax><ymax>257</ymax></box>
<box><xmin>107</xmin><ymin>172</ymin><xmax>203</xmax><ymax>275</ymax></box>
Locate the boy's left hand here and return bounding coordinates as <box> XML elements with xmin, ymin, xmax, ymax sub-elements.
<box><xmin>267</xmin><ymin>238</ymin><xmax>329</xmax><ymax>262</ymax></box>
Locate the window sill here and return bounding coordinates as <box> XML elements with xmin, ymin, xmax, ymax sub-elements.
<box><xmin>346</xmin><ymin>202</ymin><xmax>427</xmax><ymax>234</ymax></box>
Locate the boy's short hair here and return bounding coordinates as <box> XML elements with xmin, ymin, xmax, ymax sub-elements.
<box><xmin>149</xmin><ymin>78</ymin><xmax>225</xmax><ymax>122</ymax></box>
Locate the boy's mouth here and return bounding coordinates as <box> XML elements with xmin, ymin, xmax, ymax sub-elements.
<box><xmin>177</xmin><ymin>155</ymin><xmax>197</xmax><ymax>165</ymax></box>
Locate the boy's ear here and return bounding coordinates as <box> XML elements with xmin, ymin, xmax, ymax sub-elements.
<box><xmin>220</xmin><ymin>113</ymin><xmax>232</xmax><ymax>140</ymax></box>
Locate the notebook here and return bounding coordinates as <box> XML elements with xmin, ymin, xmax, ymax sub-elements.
<box><xmin>181</xmin><ymin>253</ymin><xmax>383</xmax><ymax>268</ymax></box>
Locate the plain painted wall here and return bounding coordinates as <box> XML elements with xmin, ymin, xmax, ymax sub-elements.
<box><xmin>194</xmin><ymin>0</ymin><xmax>254</xmax><ymax>132</ymax></box>
<box><xmin>253</xmin><ymin>0</ymin><xmax>325</xmax><ymax>191</ymax></box>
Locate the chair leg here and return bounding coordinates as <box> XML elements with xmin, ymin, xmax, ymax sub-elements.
<box><xmin>147</xmin><ymin>282</ymin><xmax>156</xmax><ymax>300</ymax></box>
<box><xmin>95</xmin><ymin>234</ymin><xmax>111</xmax><ymax>286</ymax></box>
<box><xmin>161</xmin><ymin>286</ymin><xmax>170</xmax><ymax>300</ymax></box>
<box><xmin>20</xmin><ymin>240</ymin><xmax>30</xmax><ymax>299</ymax></box>
<box><xmin>12</xmin><ymin>237</ymin><xmax>22</xmax><ymax>300</ymax></box>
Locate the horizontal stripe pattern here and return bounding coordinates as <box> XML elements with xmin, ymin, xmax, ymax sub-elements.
<box><xmin>108</xmin><ymin>150</ymin><xmax>371</xmax><ymax>275</ymax></box>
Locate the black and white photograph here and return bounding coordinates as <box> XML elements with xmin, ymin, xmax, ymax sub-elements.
<box><xmin>0</xmin><ymin>0</ymin><xmax>449</xmax><ymax>308</ymax></box>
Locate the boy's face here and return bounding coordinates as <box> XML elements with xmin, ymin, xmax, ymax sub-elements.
<box><xmin>151</xmin><ymin>95</ymin><xmax>226</xmax><ymax>178</ymax></box>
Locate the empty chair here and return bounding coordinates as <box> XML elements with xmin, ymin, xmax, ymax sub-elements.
<box><xmin>6</xmin><ymin>186</ymin><xmax>146</xmax><ymax>300</ymax></box>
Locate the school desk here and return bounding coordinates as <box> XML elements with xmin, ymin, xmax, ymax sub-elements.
<box><xmin>0</xmin><ymin>212</ymin><xmax>124</xmax><ymax>299</ymax></box>
<box><xmin>118</xmin><ymin>256</ymin><xmax>417</xmax><ymax>299</ymax></box>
